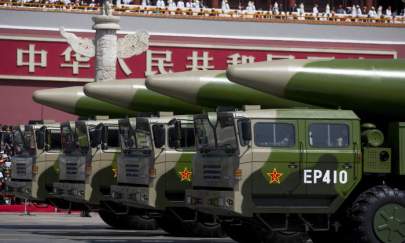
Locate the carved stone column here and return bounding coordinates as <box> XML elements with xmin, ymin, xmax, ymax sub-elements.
<box><xmin>92</xmin><ymin>15</ymin><xmax>120</xmax><ymax>82</ymax></box>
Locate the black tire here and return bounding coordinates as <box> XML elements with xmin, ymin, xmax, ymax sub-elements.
<box><xmin>156</xmin><ymin>210</ymin><xmax>225</xmax><ymax>237</ymax></box>
<box><xmin>99</xmin><ymin>210</ymin><xmax>157</xmax><ymax>230</ymax></box>
<box><xmin>156</xmin><ymin>212</ymin><xmax>189</xmax><ymax>236</ymax></box>
<box><xmin>264</xmin><ymin>231</ymin><xmax>309</xmax><ymax>243</ymax></box>
<box><xmin>308</xmin><ymin>231</ymin><xmax>343</xmax><ymax>243</ymax></box>
<box><xmin>99</xmin><ymin>210</ymin><xmax>126</xmax><ymax>229</ymax></box>
<box><xmin>190</xmin><ymin>212</ymin><xmax>226</xmax><ymax>237</ymax></box>
<box><xmin>348</xmin><ymin>185</ymin><xmax>405</xmax><ymax>243</ymax></box>
<box><xmin>124</xmin><ymin>214</ymin><xmax>158</xmax><ymax>230</ymax></box>
<box><xmin>221</xmin><ymin>220</ymin><xmax>263</xmax><ymax>243</ymax></box>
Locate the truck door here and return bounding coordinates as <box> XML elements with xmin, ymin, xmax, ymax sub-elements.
<box><xmin>43</xmin><ymin>128</ymin><xmax>61</xmax><ymax>188</ymax></box>
<box><xmin>251</xmin><ymin>120</ymin><xmax>305</xmax><ymax>207</ymax></box>
<box><xmin>304</xmin><ymin>120</ymin><xmax>357</xmax><ymax>209</ymax></box>
<box><xmin>165</xmin><ymin>125</ymin><xmax>195</xmax><ymax>203</ymax></box>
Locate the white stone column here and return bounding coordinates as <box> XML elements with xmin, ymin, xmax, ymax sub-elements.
<box><xmin>92</xmin><ymin>15</ymin><xmax>120</xmax><ymax>82</ymax></box>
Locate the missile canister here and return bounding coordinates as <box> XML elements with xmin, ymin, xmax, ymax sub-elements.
<box><xmin>226</xmin><ymin>59</ymin><xmax>405</xmax><ymax>117</ymax></box>
<box><xmin>145</xmin><ymin>70</ymin><xmax>309</xmax><ymax>109</ymax></box>
<box><xmin>32</xmin><ymin>86</ymin><xmax>137</xmax><ymax>117</ymax></box>
<box><xmin>84</xmin><ymin>79</ymin><xmax>205</xmax><ymax>114</ymax></box>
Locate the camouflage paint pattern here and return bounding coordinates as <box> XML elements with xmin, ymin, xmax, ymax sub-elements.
<box><xmin>53</xmin><ymin>120</ymin><xmax>119</xmax><ymax>205</ymax></box>
<box><xmin>33</xmin><ymin>86</ymin><xmax>137</xmax><ymax>117</ymax></box>
<box><xmin>111</xmin><ymin>116</ymin><xmax>196</xmax><ymax>210</ymax></box>
<box><xmin>84</xmin><ymin>79</ymin><xmax>206</xmax><ymax>114</ymax></box>
<box><xmin>226</xmin><ymin>59</ymin><xmax>405</xmax><ymax>118</ymax></box>
<box><xmin>187</xmin><ymin>109</ymin><xmax>362</xmax><ymax>217</ymax></box>
<box><xmin>145</xmin><ymin>70</ymin><xmax>311</xmax><ymax>109</ymax></box>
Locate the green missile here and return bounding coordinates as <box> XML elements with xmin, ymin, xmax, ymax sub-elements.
<box><xmin>32</xmin><ymin>86</ymin><xmax>137</xmax><ymax>117</ymax></box>
<box><xmin>145</xmin><ymin>70</ymin><xmax>309</xmax><ymax>108</ymax></box>
<box><xmin>226</xmin><ymin>59</ymin><xmax>405</xmax><ymax>117</ymax></box>
<box><xmin>83</xmin><ymin>79</ymin><xmax>205</xmax><ymax>114</ymax></box>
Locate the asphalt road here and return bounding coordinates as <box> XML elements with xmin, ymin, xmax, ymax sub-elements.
<box><xmin>0</xmin><ymin>213</ymin><xmax>236</xmax><ymax>243</ymax></box>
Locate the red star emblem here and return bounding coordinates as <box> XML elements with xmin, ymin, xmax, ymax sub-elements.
<box><xmin>267</xmin><ymin>168</ymin><xmax>283</xmax><ymax>184</ymax></box>
<box><xmin>179</xmin><ymin>167</ymin><xmax>192</xmax><ymax>182</ymax></box>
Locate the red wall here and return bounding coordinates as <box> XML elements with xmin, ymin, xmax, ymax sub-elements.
<box><xmin>0</xmin><ymin>80</ymin><xmax>78</xmax><ymax>125</ymax></box>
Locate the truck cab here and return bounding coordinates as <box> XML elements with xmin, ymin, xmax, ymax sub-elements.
<box><xmin>52</xmin><ymin>119</ymin><xmax>119</xmax><ymax>208</ymax></box>
<box><xmin>108</xmin><ymin>115</ymin><xmax>224</xmax><ymax>236</ymax></box>
<box><xmin>186</xmin><ymin>108</ymin><xmax>405</xmax><ymax>243</ymax></box>
<box><xmin>7</xmin><ymin>123</ymin><xmax>61</xmax><ymax>202</ymax></box>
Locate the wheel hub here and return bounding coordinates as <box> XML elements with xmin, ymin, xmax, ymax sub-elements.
<box><xmin>374</xmin><ymin>203</ymin><xmax>405</xmax><ymax>243</ymax></box>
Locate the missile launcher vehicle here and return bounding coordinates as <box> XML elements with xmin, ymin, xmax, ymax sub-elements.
<box><xmin>7</xmin><ymin>122</ymin><xmax>62</xmax><ymax>203</ymax></box>
<box><xmin>172</xmin><ymin>106</ymin><xmax>405</xmax><ymax>243</ymax></box>
<box><xmin>51</xmin><ymin>119</ymin><xmax>156</xmax><ymax>229</ymax></box>
<box><xmin>105</xmin><ymin>115</ymin><xmax>224</xmax><ymax>237</ymax></box>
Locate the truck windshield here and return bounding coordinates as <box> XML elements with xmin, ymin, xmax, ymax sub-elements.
<box><xmin>61</xmin><ymin>123</ymin><xmax>89</xmax><ymax>155</ymax></box>
<box><xmin>195</xmin><ymin>113</ymin><xmax>238</xmax><ymax>154</ymax></box>
<box><xmin>13</xmin><ymin>128</ymin><xmax>36</xmax><ymax>156</ymax></box>
<box><xmin>119</xmin><ymin>122</ymin><xmax>152</xmax><ymax>153</ymax></box>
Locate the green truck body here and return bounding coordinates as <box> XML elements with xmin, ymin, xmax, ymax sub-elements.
<box><xmin>183</xmin><ymin>107</ymin><xmax>405</xmax><ymax>243</ymax></box>
<box><xmin>52</xmin><ymin>119</ymin><xmax>119</xmax><ymax>207</ymax></box>
<box><xmin>7</xmin><ymin>123</ymin><xmax>61</xmax><ymax>202</ymax></box>
<box><xmin>106</xmin><ymin>115</ymin><xmax>224</xmax><ymax>236</ymax></box>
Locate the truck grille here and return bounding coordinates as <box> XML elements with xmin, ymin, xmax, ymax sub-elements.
<box><xmin>203</xmin><ymin>164</ymin><xmax>222</xmax><ymax>180</ymax></box>
<box><xmin>66</xmin><ymin>162</ymin><xmax>78</xmax><ymax>175</ymax></box>
<box><xmin>16</xmin><ymin>163</ymin><xmax>26</xmax><ymax>175</ymax></box>
<box><xmin>125</xmin><ymin>164</ymin><xmax>140</xmax><ymax>178</ymax></box>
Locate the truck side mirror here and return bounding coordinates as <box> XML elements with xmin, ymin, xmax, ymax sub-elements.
<box><xmin>240</xmin><ymin>119</ymin><xmax>252</xmax><ymax>142</ymax></box>
<box><xmin>101</xmin><ymin>126</ymin><xmax>109</xmax><ymax>150</ymax></box>
<box><xmin>90</xmin><ymin>125</ymin><xmax>103</xmax><ymax>148</ymax></box>
<box><xmin>174</xmin><ymin>120</ymin><xmax>182</xmax><ymax>148</ymax></box>
<box><xmin>36</xmin><ymin>129</ymin><xmax>45</xmax><ymax>150</ymax></box>
<box><xmin>152</xmin><ymin>125</ymin><xmax>165</xmax><ymax>149</ymax></box>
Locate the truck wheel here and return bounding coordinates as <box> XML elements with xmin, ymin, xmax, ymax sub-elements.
<box><xmin>99</xmin><ymin>210</ymin><xmax>157</xmax><ymax>230</ymax></box>
<box><xmin>99</xmin><ymin>210</ymin><xmax>126</xmax><ymax>229</ymax></box>
<box><xmin>264</xmin><ymin>231</ymin><xmax>309</xmax><ymax>243</ymax></box>
<box><xmin>221</xmin><ymin>219</ymin><xmax>263</xmax><ymax>243</ymax></box>
<box><xmin>190</xmin><ymin>212</ymin><xmax>225</xmax><ymax>237</ymax></box>
<box><xmin>124</xmin><ymin>214</ymin><xmax>157</xmax><ymax>230</ymax></box>
<box><xmin>156</xmin><ymin>212</ymin><xmax>189</xmax><ymax>236</ymax></box>
<box><xmin>349</xmin><ymin>185</ymin><xmax>405</xmax><ymax>243</ymax></box>
<box><xmin>308</xmin><ymin>231</ymin><xmax>343</xmax><ymax>243</ymax></box>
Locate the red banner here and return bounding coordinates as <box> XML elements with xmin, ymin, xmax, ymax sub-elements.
<box><xmin>0</xmin><ymin>37</ymin><xmax>397</xmax><ymax>81</ymax></box>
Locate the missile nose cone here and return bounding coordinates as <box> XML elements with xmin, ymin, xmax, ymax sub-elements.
<box><xmin>226</xmin><ymin>60</ymin><xmax>312</xmax><ymax>96</ymax></box>
<box><xmin>84</xmin><ymin>80</ymin><xmax>146</xmax><ymax>106</ymax></box>
<box><xmin>146</xmin><ymin>70</ymin><xmax>223</xmax><ymax>103</ymax></box>
<box><xmin>32</xmin><ymin>87</ymin><xmax>82</xmax><ymax>113</ymax></box>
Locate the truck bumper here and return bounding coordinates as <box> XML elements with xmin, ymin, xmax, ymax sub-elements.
<box><xmin>110</xmin><ymin>185</ymin><xmax>155</xmax><ymax>209</ymax></box>
<box><xmin>6</xmin><ymin>180</ymin><xmax>35</xmax><ymax>200</ymax></box>
<box><xmin>185</xmin><ymin>189</ymin><xmax>241</xmax><ymax>217</ymax></box>
<box><xmin>52</xmin><ymin>182</ymin><xmax>86</xmax><ymax>204</ymax></box>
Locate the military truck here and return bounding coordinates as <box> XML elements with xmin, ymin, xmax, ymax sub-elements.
<box><xmin>179</xmin><ymin>107</ymin><xmax>405</xmax><ymax>243</ymax></box>
<box><xmin>106</xmin><ymin>115</ymin><xmax>224</xmax><ymax>237</ymax></box>
<box><xmin>52</xmin><ymin>119</ymin><xmax>155</xmax><ymax>229</ymax></box>
<box><xmin>7</xmin><ymin>122</ymin><xmax>61</xmax><ymax>202</ymax></box>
